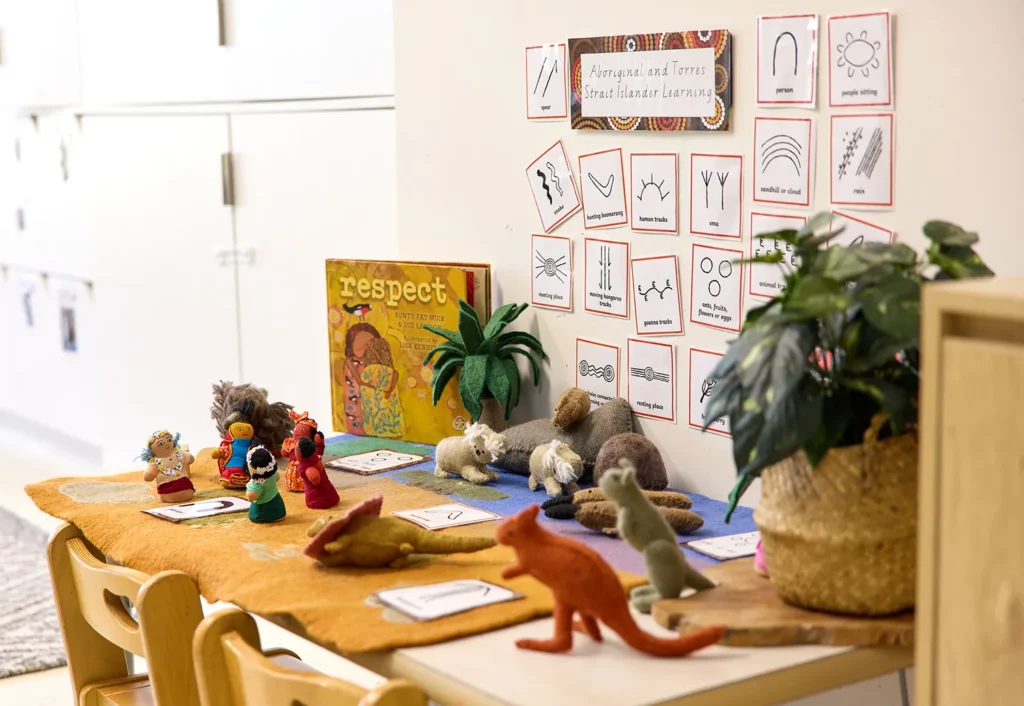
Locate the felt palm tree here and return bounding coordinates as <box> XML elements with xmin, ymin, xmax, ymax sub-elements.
<box><xmin>423</xmin><ymin>301</ymin><xmax>545</xmax><ymax>428</ymax></box>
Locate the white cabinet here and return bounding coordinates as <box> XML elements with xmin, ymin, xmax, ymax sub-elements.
<box><xmin>77</xmin><ymin>0</ymin><xmax>393</xmax><ymax>105</ymax></box>
<box><xmin>0</xmin><ymin>0</ymin><xmax>82</xmax><ymax>107</ymax></box>
<box><xmin>230</xmin><ymin>108</ymin><xmax>398</xmax><ymax>425</ymax></box>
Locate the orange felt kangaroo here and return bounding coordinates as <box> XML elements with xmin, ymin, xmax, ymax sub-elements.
<box><xmin>496</xmin><ymin>505</ymin><xmax>727</xmax><ymax>657</ymax></box>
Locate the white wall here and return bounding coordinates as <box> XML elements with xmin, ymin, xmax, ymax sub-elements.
<box><xmin>394</xmin><ymin>0</ymin><xmax>1024</xmax><ymax>503</ymax></box>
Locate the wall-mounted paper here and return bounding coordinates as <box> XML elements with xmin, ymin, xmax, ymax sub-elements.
<box><xmin>688</xmin><ymin>347</ymin><xmax>730</xmax><ymax>436</ymax></box>
<box><xmin>584</xmin><ymin>237</ymin><xmax>629</xmax><ymax>318</ymax></box>
<box><xmin>58</xmin><ymin>288</ymin><xmax>77</xmax><ymax>353</ymax></box>
<box><xmin>576</xmin><ymin>338</ymin><xmax>620</xmax><ymax>410</ymax></box>
<box><xmin>525</xmin><ymin>140</ymin><xmax>581</xmax><ymax>232</ymax></box>
<box><xmin>525</xmin><ymin>44</ymin><xmax>568</xmax><ymax>120</ymax></box>
<box><xmin>631</xmin><ymin>255</ymin><xmax>683</xmax><ymax>336</ymax></box>
<box><xmin>830</xmin><ymin>113</ymin><xmax>894</xmax><ymax>209</ymax></box>
<box><xmin>531</xmin><ymin>234</ymin><xmax>572</xmax><ymax>311</ymax></box>
<box><xmin>827</xmin><ymin>11</ymin><xmax>893</xmax><ymax>108</ymax></box>
<box><xmin>579</xmin><ymin>148</ymin><xmax>627</xmax><ymax>229</ymax></box>
<box><xmin>829</xmin><ymin>210</ymin><xmax>894</xmax><ymax>247</ymax></box>
<box><xmin>630</xmin><ymin>152</ymin><xmax>678</xmax><ymax>234</ymax></box>
<box><xmin>749</xmin><ymin>212</ymin><xmax>807</xmax><ymax>300</ymax></box>
<box><xmin>689</xmin><ymin>243</ymin><xmax>743</xmax><ymax>333</ymax></box>
<box><xmin>690</xmin><ymin>154</ymin><xmax>742</xmax><ymax>240</ymax></box>
<box><xmin>753</xmin><ymin>116</ymin><xmax>815</xmax><ymax>208</ymax></box>
<box><xmin>627</xmin><ymin>338</ymin><xmax>675</xmax><ymax>422</ymax></box>
<box><xmin>757</xmin><ymin>14</ymin><xmax>819</xmax><ymax>108</ymax></box>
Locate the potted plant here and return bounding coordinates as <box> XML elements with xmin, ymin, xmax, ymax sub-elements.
<box><xmin>423</xmin><ymin>301</ymin><xmax>546</xmax><ymax>431</ymax></box>
<box><xmin>705</xmin><ymin>215</ymin><xmax>992</xmax><ymax>615</ymax></box>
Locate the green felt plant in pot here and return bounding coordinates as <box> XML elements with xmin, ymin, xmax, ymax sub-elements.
<box><xmin>704</xmin><ymin>215</ymin><xmax>992</xmax><ymax>616</ymax></box>
<box><xmin>423</xmin><ymin>301</ymin><xmax>545</xmax><ymax>431</ymax></box>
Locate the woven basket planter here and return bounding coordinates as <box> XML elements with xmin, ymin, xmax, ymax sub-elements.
<box><xmin>753</xmin><ymin>415</ymin><xmax>918</xmax><ymax>616</ymax></box>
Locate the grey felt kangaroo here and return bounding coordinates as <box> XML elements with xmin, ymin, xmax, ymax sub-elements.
<box><xmin>599</xmin><ymin>459</ymin><xmax>715</xmax><ymax>613</ymax></box>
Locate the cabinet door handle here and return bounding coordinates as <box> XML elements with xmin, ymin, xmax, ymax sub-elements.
<box><xmin>216</xmin><ymin>0</ymin><xmax>227</xmax><ymax>46</ymax></box>
<box><xmin>221</xmin><ymin>152</ymin><xmax>234</xmax><ymax>206</ymax></box>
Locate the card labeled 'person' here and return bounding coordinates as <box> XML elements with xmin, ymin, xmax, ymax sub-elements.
<box><xmin>690</xmin><ymin>244</ymin><xmax>743</xmax><ymax>333</ymax></box>
<box><xmin>531</xmin><ymin>233</ymin><xmax>572</xmax><ymax>311</ymax></box>
<box><xmin>749</xmin><ymin>212</ymin><xmax>806</xmax><ymax>299</ymax></box>
<box><xmin>327</xmin><ymin>449</ymin><xmax>429</xmax><ymax>475</ymax></box>
<box><xmin>526</xmin><ymin>140</ymin><xmax>581</xmax><ymax>233</ymax></box>
<box><xmin>627</xmin><ymin>338</ymin><xmax>675</xmax><ymax>422</ymax></box>
<box><xmin>690</xmin><ymin>154</ymin><xmax>742</xmax><ymax>240</ymax></box>
<box><xmin>631</xmin><ymin>255</ymin><xmax>683</xmax><ymax>336</ymax></box>
<box><xmin>392</xmin><ymin>504</ymin><xmax>501</xmax><ymax>531</ymax></box>
<box><xmin>525</xmin><ymin>44</ymin><xmax>568</xmax><ymax>120</ymax></box>
<box><xmin>579</xmin><ymin>148</ymin><xmax>628</xmax><ymax>229</ymax></box>
<box><xmin>829</xmin><ymin>210</ymin><xmax>894</xmax><ymax>247</ymax></box>
<box><xmin>830</xmin><ymin>113</ymin><xmax>894</xmax><ymax>209</ymax></box>
<box><xmin>828</xmin><ymin>11</ymin><xmax>893</xmax><ymax>108</ymax></box>
<box><xmin>584</xmin><ymin>237</ymin><xmax>629</xmax><ymax>319</ymax></box>
<box><xmin>375</xmin><ymin>580</ymin><xmax>523</xmax><ymax>622</ymax></box>
<box><xmin>576</xmin><ymin>338</ymin><xmax>619</xmax><ymax>410</ymax></box>
<box><xmin>630</xmin><ymin>152</ymin><xmax>677</xmax><ymax>234</ymax></box>
<box><xmin>688</xmin><ymin>347</ymin><xmax>730</xmax><ymax>436</ymax></box>
<box><xmin>753</xmin><ymin>117</ymin><xmax>815</xmax><ymax>208</ymax></box>
<box><xmin>757</xmin><ymin>14</ymin><xmax>819</xmax><ymax>108</ymax></box>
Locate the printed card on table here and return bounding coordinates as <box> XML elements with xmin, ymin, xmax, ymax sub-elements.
<box><xmin>525</xmin><ymin>44</ymin><xmax>568</xmax><ymax>120</ymax></box>
<box><xmin>757</xmin><ymin>14</ymin><xmax>819</xmax><ymax>108</ymax></box>
<box><xmin>688</xmin><ymin>348</ymin><xmax>730</xmax><ymax>436</ymax></box>
<box><xmin>749</xmin><ymin>212</ymin><xmax>806</xmax><ymax>299</ymax></box>
<box><xmin>830</xmin><ymin>113</ymin><xmax>894</xmax><ymax>209</ymax></box>
<box><xmin>631</xmin><ymin>255</ymin><xmax>683</xmax><ymax>336</ymax></box>
<box><xmin>686</xmin><ymin>531</ymin><xmax>760</xmax><ymax>560</ymax></box>
<box><xmin>531</xmin><ymin>234</ymin><xmax>572</xmax><ymax>311</ymax></box>
<box><xmin>689</xmin><ymin>243</ymin><xmax>743</xmax><ymax>333</ymax></box>
<box><xmin>375</xmin><ymin>580</ymin><xmax>523</xmax><ymax>622</ymax></box>
<box><xmin>579</xmin><ymin>148</ymin><xmax>628</xmax><ymax>229</ymax></box>
<box><xmin>392</xmin><ymin>503</ymin><xmax>501</xmax><ymax>531</ymax></box>
<box><xmin>829</xmin><ymin>210</ymin><xmax>894</xmax><ymax>247</ymax></box>
<box><xmin>627</xmin><ymin>338</ymin><xmax>675</xmax><ymax>422</ymax></box>
<box><xmin>144</xmin><ymin>497</ymin><xmax>250</xmax><ymax>523</ymax></box>
<box><xmin>526</xmin><ymin>140</ymin><xmax>581</xmax><ymax>233</ymax></box>
<box><xmin>827</xmin><ymin>12</ymin><xmax>893</xmax><ymax>108</ymax></box>
<box><xmin>326</xmin><ymin>449</ymin><xmax>429</xmax><ymax>475</ymax></box>
<box><xmin>753</xmin><ymin>117</ymin><xmax>815</xmax><ymax>208</ymax></box>
<box><xmin>576</xmin><ymin>338</ymin><xmax>619</xmax><ymax>410</ymax></box>
<box><xmin>584</xmin><ymin>237</ymin><xmax>629</xmax><ymax>318</ymax></box>
<box><xmin>630</xmin><ymin>153</ymin><xmax>677</xmax><ymax>233</ymax></box>
<box><xmin>690</xmin><ymin>154</ymin><xmax>742</xmax><ymax>240</ymax></box>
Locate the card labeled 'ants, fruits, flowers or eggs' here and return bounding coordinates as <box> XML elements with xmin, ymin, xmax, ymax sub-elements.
<box><xmin>690</xmin><ymin>243</ymin><xmax>743</xmax><ymax>333</ymax></box>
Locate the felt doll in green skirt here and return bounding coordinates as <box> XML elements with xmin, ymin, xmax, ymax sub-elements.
<box><xmin>244</xmin><ymin>446</ymin><xmax>286</xmax><ymax>523</ymax></box>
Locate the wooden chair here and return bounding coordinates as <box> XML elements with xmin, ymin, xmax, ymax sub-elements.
<box><xmin>193</xmin><ymin>608</ymin><xmax>429</xmax><ymax>706</ymax></box>
<box><xmin>47</xmin><ymin>522</ymin><xmax>204</xmax><ymax>706</ymax></box>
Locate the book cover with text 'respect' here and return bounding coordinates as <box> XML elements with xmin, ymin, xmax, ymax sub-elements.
<box><xmin>326</xmin><ymin>259</ymin><xmax>491</xmax><ymax>445</ymax></box>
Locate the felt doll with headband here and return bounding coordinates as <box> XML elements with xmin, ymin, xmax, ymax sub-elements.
<box><xmin>141</xmin><ymin>430</ymin><xmax>195</xmax><ymax>503</ymax></box>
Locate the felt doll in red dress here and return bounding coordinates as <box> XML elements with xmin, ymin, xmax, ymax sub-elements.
<box><xmin>297</xmin><ymin>436</ymin><xmax>339</xmax><ymax>510</ymax></box>
<box><xmin>281</xmin><ymin>410</ymin><xmax>324</xmax><ymax>492</ymax></box>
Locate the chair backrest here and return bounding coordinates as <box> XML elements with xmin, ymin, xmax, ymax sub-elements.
<box><xmin>47</xmin><ymin>522</ymin><xmax>203</xmax><ymax>706</ymax></box>
<box><xmin>194</xmin><ymin>609</ymin><xmax>429</xmax><ymax>706</ymax></box>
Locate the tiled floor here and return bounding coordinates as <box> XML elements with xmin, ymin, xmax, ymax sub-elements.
<box><xmin>0</xmin><ymin>425</ymin><xmax>913</xmax><ymax>705</ymax></box>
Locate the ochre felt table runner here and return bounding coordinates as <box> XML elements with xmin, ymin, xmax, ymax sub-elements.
<box><xmin>27</xmin><ymin>449</ymin><xmax>641</xmax><ymax>653</ymax></box>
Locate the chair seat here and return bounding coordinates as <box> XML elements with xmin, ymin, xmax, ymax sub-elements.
<box><xmin>81</xmin><ymin>675</ymin><xmax>153</xmax><ymax>706</ymax></box>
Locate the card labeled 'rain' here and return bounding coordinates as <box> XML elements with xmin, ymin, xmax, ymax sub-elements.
<box><xmin>631</xmin><ymin>255</ymin><xmax>683</xmax><ymax>336</ymax></box>
<box><xmin>753</xmin><ymin>117</ymin><xmax>815</xmax><ymax>208</ymax></box>
<box><xmin>690</xmin><ymin>243</ymin><xmax>743</xmax><ymax>333</ymax></box>
<box><xmin>627</xmin><ymin>338</ymin><xmax>675</xmax><ymax>423</ymax></box>
<box><xmin>526</xmin><ymin>140</ymin><xmax>581</xmax><ymax>232</ymax></box>
<box><xmin>757</xmin><ymin>14</ymin><xmax>819</xmax><ymax>108</ymax></box>
<box><xmin>828</xmin><ymin>11</ymin><xmax>893</xmax><ymax>108</ymax></box>
<box><xmin>579</xmin><ymin>148</ymin><xmax>628</xmax><ymax>229</ymax></box>
<box><xmin>525</xmin><ymin>44</ymin><xmax>568</xmax><ymax>120</ymax></box>
<box><xmin>829</xmin><ymin>210</ymin><xmax>893</xmax><ymax>247</ymax></box>
<box><xmin>688</xmin><ymin>348</ymin><xmax>730</xmax><ymax>436</ymax></box>
<box><xmin>690</xmin><ymin>154</ymin><xmax>742</xmax><ymax>240</ymax></box>
<box><xmin>830</xmin><ymin>113</ymin><xmax>894</xmax><ymax>209</ymax></box>
<box><xmin>531</xmin><ymin>234</ymin><xmax>572</xmax><ymax>311</ymax></box>
<box><xmin>749</xmin><ymin>212</ymin><xmax>806</xmax><ymax>299</ymax></box>
<box><xmin>631</xmin><ymin>152</ymin><xmax>677</xmax><ymax>234</ymax></box>
<box><xmin>576</xmin><ymin>338</ymin><xmax>619</xmax><ymax>409</ymax></box>
<box><xmin>584</xmin><ymin>237</ymin><xmax>629</xmax><ymax>318</ymax></box>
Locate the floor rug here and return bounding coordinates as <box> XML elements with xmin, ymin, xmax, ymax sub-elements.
<box><xmin>0</xmin><ymin>508</ymin><xmax>66</xmax><ymax>679</ymax></box>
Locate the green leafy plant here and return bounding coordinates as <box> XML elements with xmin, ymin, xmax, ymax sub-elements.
<box><xmin>422</xmin><ymin>301</ymin><xmax>546</xmax><ymax>422</ymax></box>
<box><xmin>705</xmin><ymin>215</ymin><xmax>993</xmax><ymax>519</ymax></box>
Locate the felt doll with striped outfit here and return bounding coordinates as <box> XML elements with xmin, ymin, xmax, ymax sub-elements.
<box><xmin>211</xmin><ymin>421</ymin><xmax>257</xmax><ymax>488</ymax></box>
<box><xmin>141</xmin><ymin>430</ymin><xmax>195</xmax><ymax>503</ymax></box>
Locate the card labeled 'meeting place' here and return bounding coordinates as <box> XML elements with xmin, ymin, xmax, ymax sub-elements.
<box><xmin>531</xmin><ymin>234</ymin><xmax>572</xmax><ymax>311</ymax></box>
<box><xmin>526</xmin><ymin>140</ymin><xmax>581</xmax><ymax>233</ymax></box>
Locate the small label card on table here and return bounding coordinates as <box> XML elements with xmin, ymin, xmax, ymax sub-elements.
<box><xmin>686</xmin><ymin>531</ymin><xmax>761</xmax><ymax>560</ymax></box>
<box><xmin>392</xmin><ymin>503</ymin><xmax>501</xmax><ymax>531</ymax></box>
<box><xmin>143</xmin><ymin>497</ymin><xmax>250</xmax><ymax>523</ymax></box>
<box><xmin>375</xmin><ymin>580</ymin><xmax>524</xmax><ymax>622</ymax></box>
<box><xmin>326</xmin><ymin>450</ymin><xmax>430</xmax><ymax>475</ymax></box>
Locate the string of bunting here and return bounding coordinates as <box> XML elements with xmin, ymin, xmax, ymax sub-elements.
<box><xmin>0</xmin><ymin>263</ymin><xmax>94</xmax><ymax>295</ymax></box>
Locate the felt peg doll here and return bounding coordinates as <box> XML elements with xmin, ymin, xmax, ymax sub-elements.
<box><xmin>245</xmin><ymin>446</ymin><xmax>286</xmax><ymax>523</ymax></box>
<box><xmin>298</xmin><ymin>436</ymin><xmax>339</xmax><ymax>510</ymax></box>
<box><xmin>211</xmin><ymin>421</ymin><xmax>257</xmax><ymax>488</ymax></box>
<box><xmin>140</xmin><ymin>430</ymin><xmax>195</xmax><ymax>503</ymax></box>
<box><xmin>281</xmin><ymin>410</ymin><xmax>323</xmax><ymax>492</ymax></box>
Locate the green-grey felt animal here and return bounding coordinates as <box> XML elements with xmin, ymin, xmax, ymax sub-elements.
<box><xmin>599</xmin><ymin>459</ymin><xmax>716</xmax><ymax>613</ymax></box>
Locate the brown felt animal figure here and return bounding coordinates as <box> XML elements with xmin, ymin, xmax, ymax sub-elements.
<box><xmin>496</xmin><ymin>505</ymin><xmax>726</xmax><ymax>656</ymax></box>
<box><xmin>575</xmin><ymin>502</ymin><xmax>704</xmax><ymax>536</ymax></box>
<box><xmin>593</xmin><ymin>433</ymin><xmax>668</xmax><ymax>490</ymax></box>
<box><xmin>551</xmin><ymin>387</ymin><xmax>591</xmax><ymax>430</ymax></box>
<box><xmin>543</xmin><ymin>487</ymin><xmax>701</xmax><ymax>535</ymax></box>
<box><xmin>210</xmin><ymin>381</ymin><xmax>294</xmax><ymax>456</ymax></box>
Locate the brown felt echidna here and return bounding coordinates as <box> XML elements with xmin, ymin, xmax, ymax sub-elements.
<box><xmin>575</xmin><ymin>501</ymin><xmax>705</xmax><ymax>536</ymax></box>
<box><xmin>542</xmin><ymin>487</ymin><xmax>701</xmax><ymax>535</ymax></box>
<box><xmin>593</xmin><ymin>432</ymin><xmax>668</xmax><ymax>490</ymax></box>
<box><xmin>551</xmin><ymin>387</ymin><xmax>592</xmax><ymax>430</ymax></box>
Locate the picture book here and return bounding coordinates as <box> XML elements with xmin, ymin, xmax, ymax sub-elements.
<box><xmin>326</xmin><ymin>259</ymin><xmax>491</xmax><ymax>445</ymax></box>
